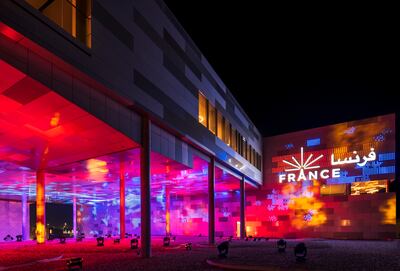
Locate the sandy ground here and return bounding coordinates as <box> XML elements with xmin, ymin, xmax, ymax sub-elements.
<box><xmin>0</xmin><ymin>237</ymin><xmax>400</xmax><ymax>270</ymax></box>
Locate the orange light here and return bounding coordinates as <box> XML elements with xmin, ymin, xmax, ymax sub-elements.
<box><xmin>283</xmin><ymin>183</ymin><xmax>327</xmax><ymax>229</ymax></box>
<box><xmin>236</xmin><ymin>221</ymin><xmax>241</xmax><ymax>237</ymax></box>
<box><xmin>165</xmin><ymin>210</ymin><xmax>170</xmax><ymax>235</ymax></box>
<box><xmin>36</xmin><ymin>170</ymin><xmax>46</xmax><ymax>244</ymax></box>
<box><xmin>86</xmin><ymin>159</ymin><xmax>109</xmax><ymax>178</ymax></box>
<box><xmin>380</xmin><ymin>196</ymin><xmax>396</xmax><ymax>225</ymax></box>
<box><xmin>341</xmin><ymin>219</ymin><xmax>351</xmax><ymax>226</ymax></box>
<box><xmin>50</xmin><ymin>112</ymin><xmax>61</xmax><ymax>127</ymax></box>
<box><xmin>165</xmin><ymin>187</ymin><xmax>171</xmax><ymax>235</ymax></box>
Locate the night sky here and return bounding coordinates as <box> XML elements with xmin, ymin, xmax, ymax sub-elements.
<box><xmin>164</xmin><ymin>1</ymin><xmax>398</xmax><ymax>137</ymax></box>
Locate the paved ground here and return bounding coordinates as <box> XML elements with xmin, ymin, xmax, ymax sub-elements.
<box><xmin>0</xmin><ymin>237</ymin><xmax>400</xmax><ymax>270</ymax></box>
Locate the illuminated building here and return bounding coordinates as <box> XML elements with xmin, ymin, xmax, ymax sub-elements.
<box><xmin>0</xmin><ymin>1</ymin><xmax>398</xmax><ymax>260</ymax></box>
<box><xmin>0</xmin><ymin>0</ymin><xmax>261</xmax><ymax>258</ymax></box>
<box><xmin>246</xmin><ymin>114</ymin><xmax>397</xmax><ymax>239</ymax></box>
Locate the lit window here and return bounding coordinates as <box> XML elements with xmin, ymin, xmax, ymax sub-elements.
<box><xmin>224</xmin><ymin>121</ymin><xmax>231</xmax><ymax>146</ymax></box>
<box><xmin>26</xmin><ymin>0</ymin><xmax>92</xmax><ymax>48</ymax></box>
<box><xmin>217</xmin><ymin>111</ymin><xmax>224</xmax><ymax>140</ymax></box>
<box><xmin>320</xmin><ymin>184</ymin><xmax>347</xmax><ymax>195</ymax></box>
<box><xmin>231</xmin><ymin>128</ymin><xmax>237</xmax><ymax>151</ymax></box>
<box><xmin>351</xmin><ymin>180</ymin><xmax>387</xmax><ymax>195</ymax></box>
<box><xmin>198</xmin><ymin>92</ymin><xmax>207</xmax><ymax>127</ymax></box>
<box><xmin>208</xmin><ymin>102</ymin><xmax>216</xmax><ymax>134</ymax></box>
<box><xmin>341</xmin><ymin>219</ymin><xmax>351</xmax><ymax>226</ymax></box>
<box><xmin>197</xmin><ymin>93</ymin><xmax>262</xmax><ymax>167</ymax></box>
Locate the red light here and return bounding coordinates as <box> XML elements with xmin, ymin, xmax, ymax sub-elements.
<box><xmin>0</xmin><ymin>22</ymin><xmax>23</xmax><ymax>42</ymax></box>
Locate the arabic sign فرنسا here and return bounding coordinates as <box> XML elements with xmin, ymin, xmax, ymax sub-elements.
<box><xmin>331</xmin><ymin>148</ymin><xmax>376</xmax><ymax>167</ymax></box>
<box><xmin>278</xmin><ymin>147</ymin><xmax>377</xmax><ymax>183</ymax></box>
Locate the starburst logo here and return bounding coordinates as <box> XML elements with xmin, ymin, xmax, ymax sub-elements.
<box><xmin>283</xmin><ymin>147</ymin><xmax>324</xmax><ymax>174</ymax></box>
<box><xmin>279</xmin><ymin>147</ymin><xmax>340</xmax><ymax>183</ymax></box>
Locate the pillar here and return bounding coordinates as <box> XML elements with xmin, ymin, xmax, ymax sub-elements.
<box><xmin>165</xmin><ymin>185</ymin><xmax>171</xmax><ymax>236</ymax></box>
<box><xmin>36</xmin><ymin>170</ymin><xmax>46</xmax><ymax>244</ymax></box>
<box><xmin>396</xmin><ymin>112</ymin><xmax>400</xmax><ymax>237</ymax></box>
<box><xmin>120</xmin><ymin>162</ymin><xmax>126</xmax><ymax>239</ymax></box>
<box><xmin>240</xmin><ymin>176</ymin><xmax>246</xmax><ymax>239</ymax></box>
<box><xmin>21</xmin><ymin>192</ymin><xmax>28</xmax><ymax>240</ymax></box>
<box><xmin>73</xmin><ymin>197</ymin><xmax>77</xmax><ymax>237</ymax></box>
<box><xmin>140</xmin><ymin>117</ymin><xmax>151</xmax><ymax>257</ymax></box>
<box><xmin>208</xmin><ymin>157</ymin><xmax>215</xmax><ymax>245</ymax></box>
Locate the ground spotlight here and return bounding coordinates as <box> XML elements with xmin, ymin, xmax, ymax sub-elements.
<box><xmin>294</xmin><ymin>242</ymin><xmax>307</xmax><ymax>262</ymax></box>
<box><xmin>277</xmin><ymin>239</ymin><xmax>286</xmax><ymax>253</ymax></box>
<box><xmin>217</xmin><ymin>241</ymin><xmax>230</xmax><ymax>258</ymax></box>
<box><xmin>131</xmin><ymin>238</ymin><xmax>139</xmax><ymax>249</ymax></box>
<box><xmin>96</xmin><ymin>237</ymin><xmax>104</xmax><ymax>247</ymax></box>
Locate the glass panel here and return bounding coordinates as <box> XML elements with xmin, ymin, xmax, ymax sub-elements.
<box><xmin>224</xmin><ymin>120</ymin><xmax>231</xmax><ymax>146</ymax></box>
<box><xmin>217</xmin><ymin>111</ymin><xmax>224</xmax><ymax>140</ymax></box>
<box><xmin>231</xmin><ymin>128</ymin><xmax>236</xmax><ymax>151</ymax></box>
<box><xmin>244</xmin><ymin>141</ymin><xmax>248</xmax><ymax>160</ymax></box>
<box><xmin>198</xmin><ymin>93</ymin><xmax>207</xmax><ymax>127</ymax></box>
<box><xmin>215</xmin><ymin>167</ymin><xmax>240</xmax><ymax>238</ymax></box>
<box><xmin>208</xmin><ymin>103</ymin><xmax>216</xmax><ymax>134</ymax></box>
<box><xmin>25</xmin><ymin>0</ymin><xmax>92</xmax><ymax>48</ymax></box>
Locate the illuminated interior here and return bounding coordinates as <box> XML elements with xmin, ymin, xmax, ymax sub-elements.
<box><xmin>0</xmin><ymin>58</ymin><xmax>246</xmax><ymax>240</ymax></box>
<box><xmin>25</xmin><ymin>0</ymin><xmax>92</xmax><ymax>47</ymax></box>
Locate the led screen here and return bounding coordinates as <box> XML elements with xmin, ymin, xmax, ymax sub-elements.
<box><xmin>245</xmin><ymin>114</ymin><xmax>396</xmax><ymax>240</ymax></box>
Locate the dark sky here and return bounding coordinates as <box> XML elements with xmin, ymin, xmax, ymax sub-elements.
<box><xmin>164</xmin><ymin>1</ymin><xmax>398</xmax><ymax>137</ymax></box>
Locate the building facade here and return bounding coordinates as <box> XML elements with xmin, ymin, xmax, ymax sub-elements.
<box><xmin>0</xmin><ymin>1</ymin><xmax>398</xmax><ymax>261</ymax></box>
<box><xmin>247</xmin><ymin>114</ymin><xmax>397</xmax><ymax>239</ymax></box>
<box><xmin>0</xmin><ymin>0</ymin><xmax>262</xmax><ymax>257</ymax></box>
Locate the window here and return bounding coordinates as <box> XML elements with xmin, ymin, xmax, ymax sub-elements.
<box><xmin>320</xmin><ymin>184</ymin><xmax>348</xmax><ymax>196</ymax></box>
<box><xmin>351</xmin><ymin>180</ymin><xmax>387</xmax><ymax>195</ymax></box>
<box><xmin>224</xmin><ymin>121</ymin><xmax>231</xmax><ymax>146</ymax></box>
<box><xmin>244</xmin><ymin>141</ymin><xmax>248</xmax><ymax>160</ymax></box>
<box><xmin>198</xmin><ymin>93</ymin><xmax>207</xmax><ymax>127</ymax></box>
<box><xmin>231</xmin><ymin>128</ymin><xmax>237</xmax><ymax>152</ymax></box>
<box><xmin>217</xmin><ymin>111</ymin><xmax>224</xmax><ymax>140</ymax></box>
<box><xmin>26</xmin><ymin>0</ymin><xmax>92</xmax><ymax>48</ymax></box>
<box><xmin>341</xmin><ymin>219</ymin><xmax>351</xmax><ymax>226</ymax></box>
<box><xmin>208</xmin><ymin>102</ymin><xmax>216</xmax><ymax>134</ymax></box>
<box><xmin>197</xmin><ymin>91</ymin><xmax>262</xmax><ymax>170</ymax></box>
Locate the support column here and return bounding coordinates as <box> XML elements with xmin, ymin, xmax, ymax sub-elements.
<box><xmin>140</xmin><ymin>117</ymin><xmax>151</xmax><ymax>258</ymax></box>
<box><xmin>73</xmin><ymin>197</ymin><xmax>77</xmax><ymax>237</ymax></box>
<box><xmin>21</xmin><ymin>192</ymin><xmax>28</xmax><ymax>240</ymax></box>
<box><xmin>120</xmin><ymin>162</ymin><xmax>126</xmax><ymax>239</ymax></box>
<box><xmin>396</xmin><ymin>113</ymin><xmax>400</xmax><ymax>237</ymax></box>
<box><xmin>165</xmin><ymin>185</ymin><xmax>171</xmax><ymax>236</ymax></box>
<box><xmin>240</xmin><ymin>176</ymin><xmax>246</xmax><ymax>239</ymax></box>
<box><xmin>208</xmin><ymin>157</ymin><xmax>215</xmax><ymax>245</ymax></box>
<box><xmin>36</xmin><ymin>170</ymin><xmax>46</xmax><ymax>244</ymax></box>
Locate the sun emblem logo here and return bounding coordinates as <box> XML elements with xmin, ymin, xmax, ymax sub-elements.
<box><xmin>281</xmin><ymin>147</ymin><xmax>324</xmax><ymax>182</ymax></box>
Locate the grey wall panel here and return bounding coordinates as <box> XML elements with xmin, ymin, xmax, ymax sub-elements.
<box><xmin>93</xmin><ymin>1</ymin><xmax>134</xmax><ymax>51</ymax></box>
<box><xmin>200</xmin><ymin>56</ymin><xmax>227</xmax><ymax>94</ymax></box>
<box><xmin>200</xmin><ymin>75</ymin><xmax>226</xmax><ymax>109</ymax></box>
<box><xmin>234</xmin><ymin>106</ymin><xmax>250</xmax><ymax>130</ymax></box>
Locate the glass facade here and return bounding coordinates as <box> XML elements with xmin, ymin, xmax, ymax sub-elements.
<box><xmin>26</xmin><ymin>0</ymin><xmax>92</xmax><ymax>48</ymax></box>
<box><xmin>208</xmin><ymin>102</ymin><xmax>216</xmax><ymax>135</ymax></box>
<box><xmin>198</xmin><ymin>92</ymin><xmax>262</xmax><ymax>170</ymax></box>
<box><xmin>198</xmin><ymin>92</ymin><xmax>207</xmax><ymax>127</ymax></box>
